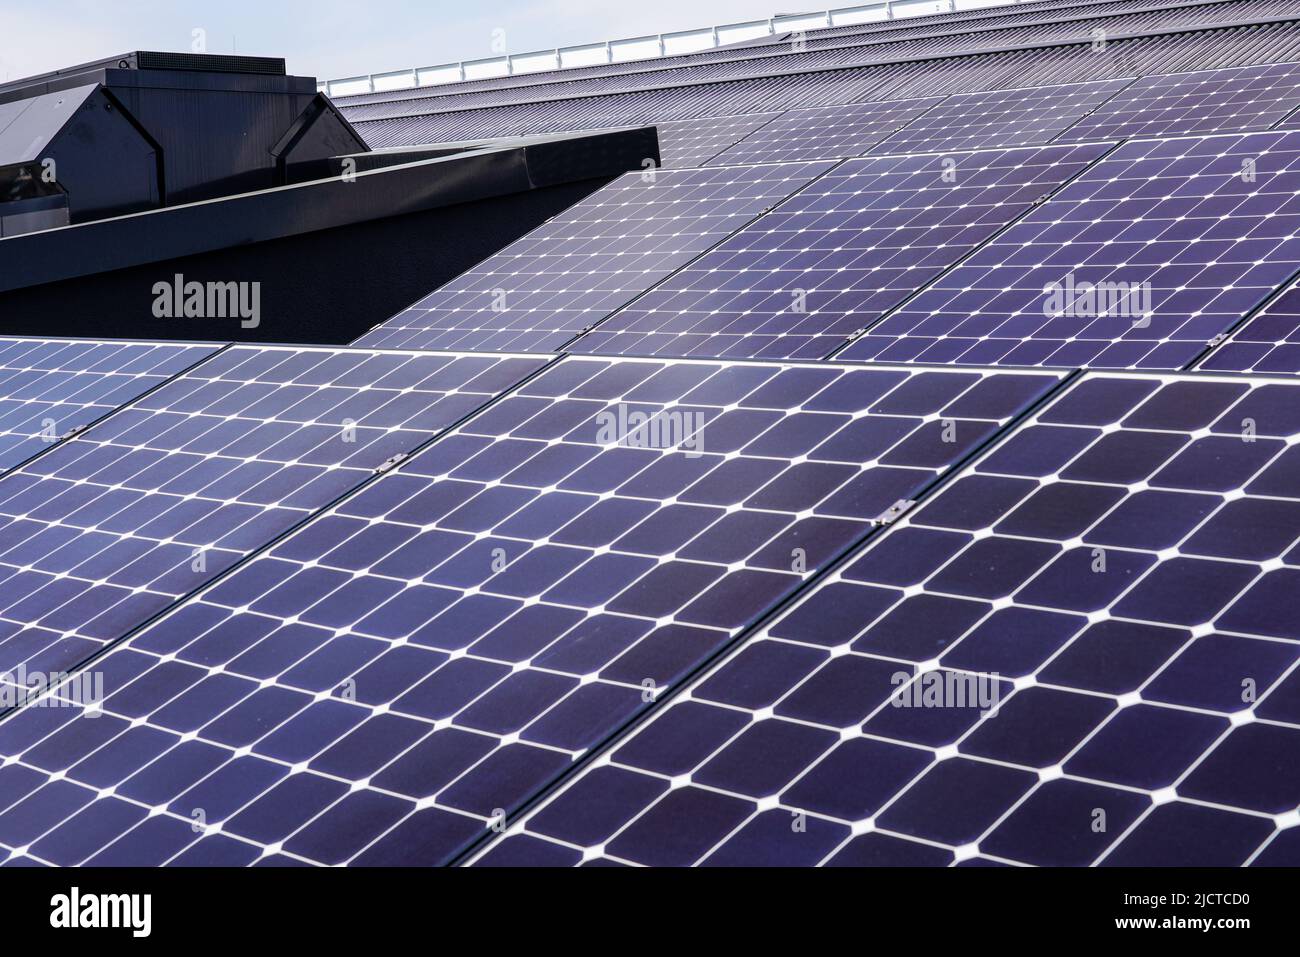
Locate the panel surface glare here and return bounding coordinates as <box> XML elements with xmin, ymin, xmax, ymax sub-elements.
<box><xmin>867</xmin><ymin>80</ymin><xmax>1132</xmax><ymax>155</ymax></box>
<box><xmin>573</xmin><ymin>142</ymin><xmax>1110</xmax><ymax>361</ymax></box>
<box><xmin>0</xmin><ymin>358</ymin><xmax>1063</xmax><ymax>866</ymax></box>
<box><xmin>476</xmin><ymin>371</ymin><xmax>1300</xmax><ymax>867</ymax></box>
<box><xmin>842</xmin><ymin>129</ymin><xmax>1300</xmax><ymax>369</ymax></box>
<box><xmin>0</xmin><ymin>346</ymin><xmax>546</xmax><ymax>700</ymax></box>
<box><xmin>0</xmin><ymin>339</ymin><xmax>217</xmax><ymax>475</ymax></box>
<box><xmin>706</xmin><ymin>97</ymin><xmax>945</xmax><ymax>166</ymax></box>
<box><xmin>352</xmin><ymin>163</ymin><xmax>835</xmax><ymax>354</ymax></box>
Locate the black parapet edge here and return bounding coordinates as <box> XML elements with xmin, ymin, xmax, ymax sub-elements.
<box><xmin>0</xmin><ymin>125</ymin><xmax>659</xmax><ymax>296</ymax></box>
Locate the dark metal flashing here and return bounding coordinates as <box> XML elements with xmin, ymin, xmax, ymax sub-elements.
<box><xmin>0</xmin><ymin>125</ymin><xmax>658</xmax><ymax>295</ymax></box>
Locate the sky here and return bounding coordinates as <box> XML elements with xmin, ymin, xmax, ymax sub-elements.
<box><xmin>0</xmin><ymin>0</ymin><xmax>785</xmax><ymax>85</ymax></box>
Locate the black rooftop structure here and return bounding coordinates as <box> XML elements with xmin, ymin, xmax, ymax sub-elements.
<box><xmin>0</xmin><ymin>51</ymin><xmax>363</xmax><ymax>224</ymax></box>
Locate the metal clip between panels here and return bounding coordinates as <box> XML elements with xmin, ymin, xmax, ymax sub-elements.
<box><xmin>1206</xmin><ymin>332</ymin><xmax>1228</xmax><ymax>347</ymax></box>
<box><xmin>62</xmin><ymin>424</ymin><xmax>87</xmax><ymax>441</ymax></box>
<box><xmin>375</xmin><ymin>452</ymin><xmax>408</xmax><ymax>475</ymax></box>
<box><xmin>872</xmin><ymin>498</ymin><xmax>916</xmax><ymax>527</ymax></box>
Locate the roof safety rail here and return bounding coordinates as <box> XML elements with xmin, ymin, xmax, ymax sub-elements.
<box><xmin>318</xmin><ymin>0</ymin><xmax>1025</xmax><ymax>97</ymax></box>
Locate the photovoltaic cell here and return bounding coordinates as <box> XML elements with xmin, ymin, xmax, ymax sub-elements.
<box><xmin>477</xmin><ymin>371</ymin><xmax>1300</xmax><ymax>867</ymax></box>
<box><xmin>1057</xmin><ymin>63</ymin><xmax>1300</xmax><ymax>143</ymax></box>
<box><xmin>0</xmin><ymin>346</ymin><xmax>547</xmax><ymax>701</ymax></box>
<box><xmin>842</xmin><ymin>129</ymin><xmax>1300</xmax><ymax>369</ymax></box>
<box><xmin>0</xmin><ymin>357</ymin><xmax>1063</xmax><ymax>866</ymax></box>
<box><xmin>571</xmin><ymin>142</ymin><xmax>1110</xmax><ymax>361</ymax></box>
<box><xmin>0</xmin><ymin>339</ymin><xmax>217</xmax><ymax>475</ymax></box>
<box><xmin>705</xmin><ymin>97</ymin><xmax>944</xmax><ymax>167</ymax></box>
<box><xmin>652</xmin><ymin>113</ymin><xmax>783</xmax><ymax>168</ymax></box>
<box><xmin>352</xmin><ymin>162</ymin><xmax>835</xmax><ymax>354</ymax></box>
<box><xmin>867</xmin><ymin>79</ymin><xmax>1132</xmax><ymax>155</ymax></box>
<box><xmin>1197</xmin><ymin>275</ymin><xmax>1300</xmax><ymax>374</ymax></box>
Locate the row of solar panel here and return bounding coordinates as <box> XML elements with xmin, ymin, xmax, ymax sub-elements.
<box><xmin>337</xmin><ymin>0</ymin><xmax>1281</xmax><ymax>121</ymax></box>
<box><xmin>673</xmin><ymin>62</ymin><xmax>1300</xmax><ymax>167</ymax></box>
<box><xmin>614</xmin><ymin>60</ymin><xmax>1298</xmax><ymax>175</ymax></box>
<box><xmin>0</xmin><ymin>355</ymin><xmax>1297</xmax><ymax>867</ymax></box>
<box><xmin>473</xmin><ymin>369</ymin><xmax>1300</xmax><ymax>868</ymax></box>
<box><xmin>345</xmin><ymin>15</ymin><xmax>1300</xmax><ymax>145</ymax></box>
<box><xmin>358</xmin><ymin>123</ymin><xmax>1300</xmax><ymax>375</ymax></box>
<box><xmin>0</xmin><ymin>342</ymin><xmax>551</xmax><ymax>707</ymax></box>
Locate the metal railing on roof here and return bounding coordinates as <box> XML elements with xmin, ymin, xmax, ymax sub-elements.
<box><xmin>318</xmin><ymin>0</ymin><xmax>1026</xmax><ymax>97</ymax></box>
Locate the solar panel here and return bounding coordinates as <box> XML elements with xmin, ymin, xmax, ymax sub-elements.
<box><xmin>1058</xmin><ymin>62</ymin><xmax>1300</xmax><ymax>143</ymax></box>
<box><xmin>570</xmin><ymin>142</ymin><xmax>1111</xmax><ymax>361</ymax></box>
<box><xmin>1197</xmin><ymin>274</ymin><xmax>1300</xmax><ymax>374</ymax></box>
<box><xmin>475</xmin><ymin>370</ymin><xmax>1300</xmax><ymax>867</ymax></box>
<box><xmin>0</xmin><ymin>358</ymin><xmax>1063</xmax><ymax>866</ymax></box>
<box><xmin>0</xmin><ymin>339</ymin><xmax>217</xmax><ymax>475</ymax></box>
<box><xmin>0</xmin><ymin>346</ymin><xmax>548</xmax><ymax>704</ymax></box>
<box><xmin>841</xmin><ymin>129</ymin><xmax>1300</xmax><ymax>369</ymax></box>
<box><xmin>705</xmin><ymin>97</ymin><xmax>945</xmax><ymax>167</ymax></box>
<box><xmin>653</xmin><ymin>114</ymin><xmax>783</xmax><ymax>168</ymax></box>
<box><xmin>866</xmin><ymin>80</ymin><xmax>1132</xmax><ymax>156</ymax></box>
<box><xmin>352</xmin><ymin>162</ymin><xmax>836</xmax><ymax>355</ymax></box>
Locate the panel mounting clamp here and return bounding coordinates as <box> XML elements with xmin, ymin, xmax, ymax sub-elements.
<box><xmin>872</xmin><ymin>498</ymin><xmax>916</xmax><ymax>527</ymax></box>
<box><xmin>375</xmin><ymin>452</ymin><xmax>408</xmax><ymax>474</ymax></box>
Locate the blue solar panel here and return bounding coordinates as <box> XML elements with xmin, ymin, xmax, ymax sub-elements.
<box><xmin>475</xmin><ymin>371</ymin><xmax>1300</xmax><ymax>867</ymax></box>
<box><xmin>705</xmin><ymin>97</ymin><xmax>945</xmax><ymax>166</ymax></box>
<box><xmin>1058</xmin><ymin>62</ymin><xmax>1300</xmax><ymax>143</ymax></box>
<box><xmin>0</xmin><ymin>358</ymin><xmax>1063</xmax><ymax>866</ymax></box>
<box><xmin>0</xmin><ymin>346</ymin><xmax>548</xmax><ymax>705</ymax></box>
<box><xmin>653</xmin><ymin>113</ymin><xmax>783</xmax><ymax>168</ymax></box>
<box><xmin>571</xmin><ymin>142</ymin><xmax>1110</xmax><ymax>361</ymax></box>
<box><xmin>1197</xmin><ymin>274</ymin><xmax>1300</xmax><ymax>374</ymax></box>
<box><xmin>352</xmin><ymin>162</ymin><xmax>836</xmax><ymax>354</ymax></box>
<box><xmin>842</xmin><ymin>129</ymin><xmax>1300</xmax><ymax>369</ymax></box>
<box><xmin>866</xmin><ymin>79</ymin><xmax>1132</xmax><ymax>155</ymax></box>
<box><xmin>0</xmin><ymin>339</ymin><xmax>217</xmax><ymax>476</ymax></box>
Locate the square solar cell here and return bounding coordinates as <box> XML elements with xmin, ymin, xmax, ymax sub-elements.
<box><xmin>652</xmin><ymin>113</ymin><xmax>783</xmax><ymax>168</ymax></box>
<box><xmin>0</xmin><ymin>358</ymin><xmax>1063</xmax><ymax>866</ymax></box>
<box><xmin>352</xmin><ymin>162</ymin><xmax>835</xmax><ymax>354</ymax></box>
<box><xmin>477</xmin><ymin>370</ymin><xmax>1300</xmax><ymax>866</ymax></box>
<box><xmin>0</xmin><ymin>338</ymin><xmax>217</xmax><ymax>475</ymax></box>
<box><xmin>571</xmin><ymin>142</ymin><xmax>1110</xmax><ymax>361</ymax></box>
<box><xmin>1058</xmin><ymin>63</ymin><xmax>1300</xmax><ymax>144</ymax></box>
<box><xmin>1197</xmin><ymin>274</ymin><xmax>1300</xmax><ymax>374</ymax></box>
<box><xmin>843</xmin><ymin>129</ymin><xmax>1300</xmax><ymax>369</ymax></box>
<box><xmin>0</xmin><ymin>345</ymin><xmax>547</xmax><ymax>702</ymax></box>
<box><xmin>705</xmin><ymin>97</ymin><xmax>944</xmax><ymax>167</ymax></box>
<box><xmin>867</xmin><ymin>79</ymin><xmax>1132</xmax><ymax>155</ymax></box>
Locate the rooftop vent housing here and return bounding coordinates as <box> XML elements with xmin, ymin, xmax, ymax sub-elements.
<box><xmin>0</xmin><ymin>51</ymin><xmax>367</xmax><ymax>234</ymax></box>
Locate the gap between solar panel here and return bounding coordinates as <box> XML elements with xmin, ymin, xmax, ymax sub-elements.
<box><xmin>0</xmin><ymin>356</ymin><xmax>1076</xmax><ymax>868</ymax></box>
<box><xmin>356</xmin><ymin>160</ymin><xmax>842</xmax><ymax>356</ymax></box>
<box><xmin>571</xmin><ymin>140</ymin><xmax>1117</xmax><ymax>363</ymax></box>
<box><xmin>1194</xmin><ymin>265</ymin><xmax>1300</xmax><ymax>374</ymax></box>
<box><xmin>0</xmin><ymin>345</ymin><xmax>557</xmax><ymax>722</ymax></box>
<box><xmin>470</xmin><ymin>365</ymin><xmax>1300</xmax><ymax>867</ymax></box>
<box><xmin>836</xmin><ymin>127</ymin><xmax>1300</xmax><ymax>370</ymax></box>
<box><xmin>0</xmin><ymin>338</ymin><xmax>225</xmax><ymax>480</ymax></box>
